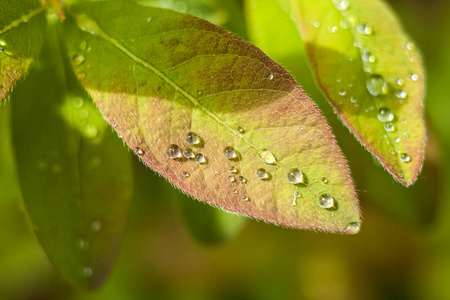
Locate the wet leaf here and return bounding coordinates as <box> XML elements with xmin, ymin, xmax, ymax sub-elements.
<box><xmin>64</xmin><ymin>1</ymin><xmax>360</xmax><ymax>233</ymax></box>
<box><xmin>293</xmin><ymin>0</ymin><xmax>425</xmax><ymax>185</ymax></box>
<box><xmin>0</xmin><ymin>0</ymin><xmax>46</xmax><ymax>102</ymax></box>
<box><xmin>11</xmin><ymin>27</ymin><xmax>133</xmax><ymax>289</ymax></box>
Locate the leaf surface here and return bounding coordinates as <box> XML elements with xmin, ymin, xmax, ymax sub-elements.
<box><xmin>293</xmin><ymin>0</ymin><xmax>425</xmax><ymax>185</ymax></box>
<box><xmin>11</xmin><ymin>28</ymin><xmax>133</xmax><ymax>289</ymax></box>
<box><xmin>0</xmin><ymin>0</ymin><xmax>46</xmax><ymax>102</ymax></box>
<box><xmin>65</xmin><ymin>1</ymin><xmax>360</xmax><ymax>233</ymax></box>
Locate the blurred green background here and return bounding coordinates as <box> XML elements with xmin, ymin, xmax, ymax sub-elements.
<box><xmin>1</xmin><ymin>0</ymin><xmax>449</xmax><ymax>299</ymax></box>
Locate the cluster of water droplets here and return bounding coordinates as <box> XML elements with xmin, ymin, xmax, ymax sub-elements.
<box><xmin>73</xmin><ymin>41</ymin><xmax>91</xmax><ymax>81</ymax></box>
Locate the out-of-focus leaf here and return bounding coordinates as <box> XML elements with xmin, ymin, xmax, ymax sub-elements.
<box><xmin>11</xmin><ymin>25</ymin><xmax>133</xmax><ymax>289</ymax></box>
<box><xmin>0</xmin><ymin>0</ymin><xmax>46</xmax><ymax>102</ymax></box>
<box><xmin>293</xmin><ymin>0</ymin><xmax>425</xmax><ymax>186</ymax></box>
<box><xmin>177</xmin><ymin>193</ymin><xmax>246</xmax><ymax>245</ymax></box>
<box><xmin>64</xmin><ymin>1</ymin><xmax>360</xmax><ymax>233</ymax></box>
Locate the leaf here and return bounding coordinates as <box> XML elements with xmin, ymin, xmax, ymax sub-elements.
<box><xmin>11</xmin><ymin>26</ymin><xmax>133</xmax><ymax>289</ymax></box>
<box><xmin>293</xmin><ymin>0</ymin><xmax>425</xmax><ymax>186</ymax></box>
<box><xmin>0</xmin><ymin>0</ymin><xmax>46</xmax><ymax>102</ymax></box>
<box><xmin>64</xmin><ymin>1</ymin><xmax>360</xmax><ymax>233</ymax></box>
<box><xmin>176</xmin><ymin>193</ymin><xmax>246</xmax><ymax>245</ymax></box>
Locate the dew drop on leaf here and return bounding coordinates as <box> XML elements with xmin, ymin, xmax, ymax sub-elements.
<box><xmin>395</xmin><ymin>137</ymin><xmax>401</xmax><ymax>143</ymax></box>
<box><xmin>194</xmin><ymin>153</ymin><xmax>207</xmax><ymax>164</ymax></box>
<box><xmin>338</xmin><ymin>90</ymin><xmax>346</xmax><ymax>96</ymax></box>
<box><xmin>333</xmin><ymin>0</ymin><xmax>350</xmax><ymax>11</ymax></box>
<box><xmin>344</xmin><ymin>222</ymin><xmax>360</xmax><ymax>234</ymax></box>
<box><xmin>256</xmin><ymin>168</ymin><xmax>270</xmax><ymax>180</ymax></box>
<box><xmin>242</xmin><ymin>196</ymin><xmax>250</xmax><ymax>202</ymax></box>
<box><xmin>400</xmin><ymin>153</ymin><xmax>411</xmax><ymax>163</ymax></box>
<box><xmin>384</xmin><ymin>123</ymin><xmax>396</xmax><ymax>132</ymax></box>
<box><xmin>394</xmin><ymin>77</ymin><xmax>405</xmax><ymax>86</ymax></box>
<box><xmin>238</xmin><ymin>176</ymin><xmax>247</xmax><ymax>184</ymax></box>
<box><xmin>229</xmin><ymin>166</ymin><xmax>239</xmax><ymax>174</ymax></box>
<box><xmin>79</xmin><ymin>41</ymin><xmax>87</xmax><ymax>50</ymax></box>
<box><xmin>312</xmin><ymin>20</ymin><xmax>321</xmax><ymax>28</ymax></box>
<box><xmin>167</xmin><ymin>144</ymin><xmax>182</xmax><ymax>159</ymax></box>
<box><xmin>183</xmin><ymin>148</ymin><xmax>195</xmax><ymax>159</ymax></box>
<box><xmin>377</xmin><ymin>108</ymin><xmax>395</xmax><ymax>123</ymax></box>
<box><xmin>321</xmin><ymin>177</ymin><xmax>329</xmax><ymax>184</ymax></box>
<box><xmin>259</xmin><ymin>149</ymin><xmax>277</xmax><ymax>165</ymax></box>
<box><xmin>228</xmin><ymin>176</ymin><xmax>236</xmax><ymax>183</ymax></box>
<box><xmin>72</xmin><ymin>53</ymin><xmax>86</xmax><ymax>66</ymax></box>
<box><xmin>135</xmin><ymin>147</ymin><xmax>145</xmax><ymax>156</ymax></box>
<box><xmin>77</xmin><ymin>72</ymin><xmax>87</xmax><ymax>80</ymax></box>
<box><xmin>287</xmin><ymin>168</ymin><xmax>306</xmax><ymax>185</ymax></box>
<box><xmin>186</xmin><ymin>132</ymin><xmax>200</xmax><ymax>145</ymax></box>
<box><xmin>318</xmin><ymin>194</ymin><xmax>335</xmax><ymax>209</ymax></box>
<box><xmin>182</xmin><ymin>171</ymin><xmax>190</xmax><ymax>178</ymax></box>
<box><xmin>357</xmin><ymin>23</ymin><xmax>373</xmax><ymax>35</ymax></box>
<box><xmin>268</xmin><ymin>74</ymin><xmax>274</xmax><ymax>80</ymax></box>
<box><xmin>366</xmin><ymin>75</ymin><xmax>389</xmax><ymax>96</ymax></box>
<box><xmin>329</xmin><ymin>26</ymin><xmax>338</xmax><ymax>33</ymax></box>
<box><xmin>408</xmin><ymin>73</ymin><xmax>419</xmax><ymax>81</ymax></box>
<box><xmin>91</xmin><ymin>220</ymin><xmax>102</xmax><ymax>232</ymax></box>
<box><xmin>223</xmin><ymin>146</ymin><xmax>238</xmax><ymax>160</ymax></box>
<box><xmin>82</xmin><ymin>267</ymin><xmax>93</xmax><ymax>278</ymax></box>
<box><xmin>395</xmin><ymin>89</ymin><xmax>408</xmax><ymax>99</ymax></box>
<box><xmin>232</xmin><ymin>189</ymin><xmax>238</xmax><ymax>194</ymax></box>
<box><xmin>237</xmin><ymin>126</ymin><xmax>245</xmax><ymax>133</ymax></box>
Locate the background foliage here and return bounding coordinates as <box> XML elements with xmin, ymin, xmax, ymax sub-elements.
<box><xmin>0</xmin><ymin>0</ymin><xmax>447</xmax><ymax>299</ymax></box>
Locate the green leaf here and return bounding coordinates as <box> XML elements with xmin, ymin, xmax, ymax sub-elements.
<box><xmin>0</xmin><ymin>0</ymin><xmax>46</xmax><ymax>102</ymax></box>
<box><xmin>11</xmin><ymin>25</ymin><xmax>133</xmax><ymax>289</ymax></box>
<box><xmin>293</xmin><ymin>0</ymin><xmax>425</xmax><ymax>185</ymax></box>
<box><xmin>176</xmin><ymin>193</ymin><xmax>246</xmax><ymax>245</ymax></box>
<box><xmin>64</xmin><ymin>1</ymin><xmax>360</xmax><ymax>233</ymax></box>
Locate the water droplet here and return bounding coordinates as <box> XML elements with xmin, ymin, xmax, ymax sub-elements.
<box><xmin>334</xmin><ymin>0</ymin><xmax>350</xmax><ymax>11</ymax></box>
<box><xmin>294</xmin><ymin>192</ymin><xmax>301</xmax><ymax>198</ymax></box>
<box><xmin>357</xmin><ymin>23</ymin><xmax>373</xmax><ymax>35</ymax></box>
<box><xmin>228</xmin><ymin>176</ymin><xmax>236</xmax><ymax>183</ymax></box>
<box><xmin>395</xmin><ymin>89</ymin><xmax>408</xmax><ymax>99</ymax></box>
<box><xmin>215</xmin><ymin>171</ymin><xmax>220</xmax><ymax>175</ymax></box>
<box><xmin>135</xmin><ymin>147</ymin><xmax>145</xmax><ymax>156</ymax></box>
<box><xmin>147</xmin><ymin>17</ymin><xmax>152</xmax><ymax>22</ymax></box>
<box><xmin>82</xmin><ymin>267</ymin><xmax>93</xmax><ymax>278</ymax></box>
<box><xmin>377</xmin><ymin>108</ymin><xmax>394</xmax><ymax>123</ymax></box>
<box><xmin>287</xmin><ymin>168</ymin><xmax>306</xmax><ymax>185</ymax></box>
<box><xmin>384</xmin><ymin>123</ymin><xmax>396</xmax><ymax>132</ymax></box>
<box><xmin>194</xmin><ymin>153</ymin><xmax>207</xmax><ymax>164</ymax></box>
<box><xmin>361</xmin><ymin>49</ymin><xmax>376</xmax><ymax>63</ymax></box>
<box><xmin>350</xmin><ymin>97</ymin><xmax>357</xmax><ymax>103</ymax></box>
<box><xmin>72</xmin><ymin>53</ymin><xmax>85</xmax><ymax>66</ymax></box>
<box><xmin>232</xmin><ymin>189</ymin><xmax>238</xmax><ymax>194</ymax></box>
<box><xmin>183</xmin><ymin>148</ymin><xmax>195</xmax><ymax>159</ymax></box>
<box><xmin>167</xmin><ymin>144</ymin><xmax>182</xmax><ymax>159</ymax></box>
<box><xmin>79</xmin><ymin>41</ymin><xmax>87</xmax><ymax>50</ymax></box>
<box><xmin>395</xmin><ymin>78</ymin><xmax>405</xmax><ymax>86</ymax></box>
<box><xmin>85</xmin><ymin>126</ymin><xmax>98</xmax><ymax>138</ymax></box>
<box><xmin>237</xmin><ymin>126</ymin><xmax>245</xmax><ymax>133</ymax></box>
<box><xmin>73</xmin><ymin>97</ymin><xmax>84</xmax><ymax>108</ymax></box>
<box><xmin>182</xmin><ymin>171</ymin><xmax>190</xmax><ymax>178</ymax></box>
<box><xmin>338</xmin><ymin>90</ymin><xmax>346</xmax><ymax>96</ymax></box>
<box><xmin>404</xmin><ymin>42</ymin><xmax>415</xmax><ymax>51</ymax></box>
<box><xmin>91</xmin><ymin>220</ymin><xmax>101</xmax><ymax>232</ymax></box>
<box><xmin>408</xmin><ymin>73</ymin><xmax>419</xmax><ymax>81</ymax></box>
<box><xmin>312</xmin><ymin>20</ymin><xmax>321</xmax><ymax>28</ymax></box>
<box><xmin>318</xmin><ymin>194</ymin><xmax>335</xmax><ymax>209</ymax></box>
<box><xmin>366</xmin><ymin>75</ymin><xmax>388</xmax><ymax>96</ymax></box>
<box><xmin>329</xmin><ymin>26</ymin><xmax>338</xmax><ymax>33</ymax></box>
<box><xmin>256</xmin><ymin>168</ymin><xmax>270</xmax><ymax>180</ymax></box>
<box><xmin>268</xmin><ymin>74</ymin><xmax>274</xmax><ymax>80</ymax></box>
<box><xmin>223</xmin><ymin>146</ymin><xmax>238</xmax><ymax>160</ymax></box>
<box><xmin>0</xmin><ymin>40</ymin><xmax>13</xmax><ymax>56</ymax></box>
<box><xmin>196</xmin><ymin>90</ymin><xmax>202</xmax><ymax>95</ymax></box>
<box><xmin>344</xmin><ymin>222</ymin><xmax>360</xmax><ymax>234</ymax></box>
<box><xmin>229</xmin><ymin>166</ymin><xmax>239</xmax><ymax>174</ymax></box>
<box><xmin>186</xmin><ymin>132</ymin><xmax>200</xmax><ymax>145</ymax></box>
<box><xmin>77</xmin><ymin>238</ymin><xmax>89</xmax><ymax>250</ymax></box>
<box><xmin>321</xmin><ymin>177</ymin><xmax>328</xmax><ymax>184</ymax></box>
<box><xmin>400</xmin><ymin>153</ymin><xmax>411</xmax><ymax>163</ymax></box>
<box><xmin>260</xmin><ymin>149</ymin><xmax>277</xmax><ymax>165</ymax></box>
<box><xmin>242</xmin><ymin>196</ymin><xmax>250</xmax><ymax>202</ymax></box>
<box><xmin>238</xmin><ymin>176</ymin><xmax>247</xmax><ymax>184</ymax></box>
<box><xmin>77</xmin><ymin>72</ymin><xmax>86</xmax><ymax>80</ymax></box>
<box><xmin>395</xmin><ymin>137</ymin><xmax>401</xmax><ymax>143</ymax></box>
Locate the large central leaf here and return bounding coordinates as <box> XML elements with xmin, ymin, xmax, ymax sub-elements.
<box><xmin>64</xmin><ymin>1</ymin><xmax>360</xmax><ymax>233</ymax></box>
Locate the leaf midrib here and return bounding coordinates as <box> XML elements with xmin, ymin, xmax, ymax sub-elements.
<box><xmin>0</xmin><ymin>5</ymin><xmax>46</xmax><ymax>35</ymax></box>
